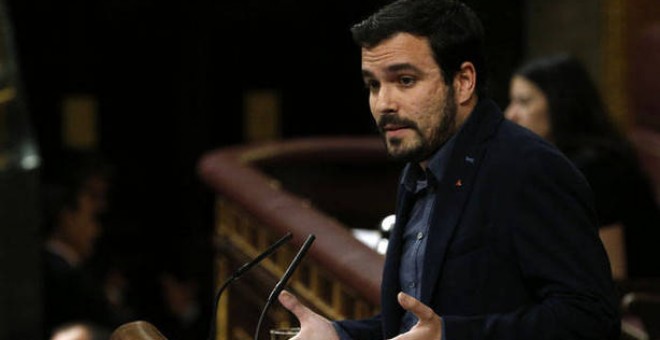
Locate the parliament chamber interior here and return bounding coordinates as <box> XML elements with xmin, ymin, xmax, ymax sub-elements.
<box><xmin>0</xmin><ymin>0</ymin><xmax>659</xmax><ymax>339</ymax></box>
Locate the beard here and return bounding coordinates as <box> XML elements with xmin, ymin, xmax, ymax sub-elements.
<box><xmin>377</xmin><ymin>88</ymin><xmax>458</xmax><ymax>163</ymax></box>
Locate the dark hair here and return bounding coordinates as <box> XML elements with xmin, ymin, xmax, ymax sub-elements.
<box><xmin>514</xmin><ymin>54</ymin><xmax>626</xmax><ymax>151</ymax></box>
<box><xmin>46</xmin><ymin>149</ymin><xmax>114</xmax><ymax>191</ymax></box>
<box><xmin>40</xmin><ymin>148</ymin><xmax>113</xmax><ymax>235</ymax></box>
<box><xmin>41</xmin><ymin>182</ymin><xmax>79</xmax><ymax>236</ymax></box>
<box><xmin>351</xmin><ymin>0</ymin><xmax>487</xmax><ymax>98</ymax></box>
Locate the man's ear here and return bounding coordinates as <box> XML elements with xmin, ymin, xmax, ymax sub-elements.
<box><xmin>453</xmin><ymin>62</ymin><xmax>477</xmax><ymax>105</ymax></box>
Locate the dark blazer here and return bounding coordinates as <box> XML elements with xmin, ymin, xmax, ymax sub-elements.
<box><xmin>337</xmin><ymin>99</ymin><xmax>620</xmax><ymax>339</ymax></box>
<box><xmin>42</xmin><ymin>248</ymin><xmax>120</xmax><ymax>336</ymax></box>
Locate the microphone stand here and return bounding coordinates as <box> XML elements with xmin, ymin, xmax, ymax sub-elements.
<box><xmin>207</xmin><ymin>232</ymin><xmax>293</xmax><ymax>340</ymax></box>
<box><xmin>253</xmin><ymin>234</ymin><xmax>316</xmax><ymax>340</ymax></box>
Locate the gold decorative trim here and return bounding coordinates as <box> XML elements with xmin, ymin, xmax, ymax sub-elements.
<box><xmin>0</xmin><ymin>87</ymin><xmax>16</xmax><ymax>104</ymax></box>
<box><xmin>215</xmin><ymin>198</ymin><xmax>380</xmax><ymax>338</ymax></box>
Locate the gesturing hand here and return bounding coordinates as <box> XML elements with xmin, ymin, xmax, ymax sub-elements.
<box><xmin>278</xmin><ymin>290</ymin><xmax>340</xmax><ymax>340</ymax></box>
<box><xmin>389</xmin><ymin>292</ymin><xmax>443</xmax><ymax>340</ymax></box>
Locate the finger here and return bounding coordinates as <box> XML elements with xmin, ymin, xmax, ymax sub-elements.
<box><xmin>397</xmin><ymin>292</ymin><xmax>435</xmax><ymax>322</ymax></box>
<box><xmin>278</xmin><ymin>290</ymin><xmax>310</xmax><ymax>322</ymax></box>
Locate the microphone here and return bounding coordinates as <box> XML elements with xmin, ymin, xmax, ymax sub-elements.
<box><xmin>254</xmin><ymin>234</ymin><xmax>316</xmax><ymax>340</ymax></box>
<box><xmin>207</xmin><ymin>232</ymin><xmax>293</xmax><ymax>340</ymax></box>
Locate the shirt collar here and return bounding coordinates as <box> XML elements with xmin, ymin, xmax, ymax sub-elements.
<box><xmin>400</xmin><ymin>132</ymin><xmax>459</xmax><ymax>193</ymax></box>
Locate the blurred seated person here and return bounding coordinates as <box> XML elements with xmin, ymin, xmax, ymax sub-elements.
<box><xmin>49</xmin><ymin>150</ymin><xmax>137</xmax><ymax>317</ymax></box>
<box><xmin>505</xmin><ymin>54</ymin><xmax>660</xmax><ymax>279</ymax></box>
<box><xmin>42</xmin><ymin>148</ymin><xmax>113</xmax><ymax>217</ymax></box>
<box><xmin>41</xmin><ymin>150</ymin><xmax>129</xmax><ymax>338</ymax></box>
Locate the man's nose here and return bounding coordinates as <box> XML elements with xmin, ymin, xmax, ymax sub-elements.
<box><xmin>373</xmin><ymin>86</ymin><xmax>398</xmax><ymax>115</ymax></box>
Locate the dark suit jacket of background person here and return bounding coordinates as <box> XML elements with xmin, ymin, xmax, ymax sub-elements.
<box><xmin>563</xmin><ymin>140</ymin><xmax>660</xmax><ymax>278</ymax></box>
<box><xmin>43</xmin><ymin>247</ymin><xmax>122</xmax><ymax>336</ymax></box>
<box><xmin>336</xmin><ymin>99</ymin><xmax>620</xmax><ymax>339</ymax></box>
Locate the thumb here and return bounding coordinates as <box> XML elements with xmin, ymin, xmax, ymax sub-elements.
<box><xmin>397</xmin><ymin>292</ymin><xmax>434</xmax><ymax>322</ymax></box>
<box><xmin>278</xmin><ymin>290</ymin><xmax>311</xmax><ymax>322</ymax></box>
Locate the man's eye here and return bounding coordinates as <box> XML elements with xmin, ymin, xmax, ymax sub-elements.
<box><xmin>399</xmin><ymin>76</ymin><xmax>416</xmax><ymax>86</ymax></box>
<box><xmin>365</xmin><ymin>80</ymin><xmax>380</xmax><ymax>91</ymax></box>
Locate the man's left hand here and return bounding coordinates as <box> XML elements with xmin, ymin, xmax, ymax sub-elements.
<box><xmin>389</xmin><ymin>292</ymin><xmax>443</xmax><ymax>340</ymax></box>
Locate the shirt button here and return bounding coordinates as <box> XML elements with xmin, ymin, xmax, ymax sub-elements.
<box><xmin>416</xmin><ymin>232</ymin><xmax>424</xmax><ymax>240</ymax></box>
<box><xmin>409</xmin><ymin>281</ymin><xmax>416</xmax><ymax>288</ymax></box>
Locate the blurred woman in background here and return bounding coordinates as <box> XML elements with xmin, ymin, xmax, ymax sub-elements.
<box><xmin>505</xmin><ymin>53</ymin><xmax>660</xmax><ymax>279</ymax></box>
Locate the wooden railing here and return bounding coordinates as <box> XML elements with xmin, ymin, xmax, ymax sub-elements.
<box><xmin>198</xmin><ymin>137</ymin><xmax>399</xmax><ymax>340</ymax></box>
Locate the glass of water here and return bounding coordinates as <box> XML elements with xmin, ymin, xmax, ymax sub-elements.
<box><xmin>270</xmin><ymin>327</ymin><xmax>300</xmax><ymax>340</ymax></box>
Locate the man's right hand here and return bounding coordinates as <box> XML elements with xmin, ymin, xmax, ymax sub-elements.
<box><xmin>278</xmin><ymin>290</ymin><xmax>340</xmax><ymax>340</ymax></box>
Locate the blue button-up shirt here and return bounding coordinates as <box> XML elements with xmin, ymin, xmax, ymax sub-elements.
<box><xmin>334</xmin><ymin>134</ymin><xmax>457</xmax><ymax>339</ymax></box>
<box><xmin>398</xmin><ymin>134</ymin><xmax>457</xmax><ymax>333</ymax></box>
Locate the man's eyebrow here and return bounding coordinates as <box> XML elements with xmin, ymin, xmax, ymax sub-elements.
<box><xmin>361</xmin><ymin>69</ymin><xmax>375</xmax><ymax>79</ymax></box>
<box><xmin>386</xmin><ymin>63</ymin><xmax>422</xmax><ymax>74</ymax></box>
<box><xmin>361</xmin><ymin>63</ymin><xmax>422</xmax><ymax>79</ymax></box>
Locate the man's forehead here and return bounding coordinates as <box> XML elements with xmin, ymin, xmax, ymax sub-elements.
<box><xmin>360</xmin><ymin>34</ymin><xmax>438</xmax><ymax>76</ymax></box>
<box><xmin>361</xmin><ymin>33</ymin><xmax>430</xmax><ymax>57</ymax></box>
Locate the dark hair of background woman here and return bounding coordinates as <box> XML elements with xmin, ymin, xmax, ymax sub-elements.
<box><xmin>513</xmin><ymin>53</ymin><xmax>628</xmax><ymax>153</ymax></box>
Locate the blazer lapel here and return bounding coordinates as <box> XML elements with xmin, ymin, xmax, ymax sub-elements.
<box><xmin>420</xmin><ymin>99</ymin><xmax>503</xmax><ymax>304</ymax></box>
<box><xmin>381</xmin><ymin>169</ymin><xmax>415</xmax><ymax>336</ymax></box>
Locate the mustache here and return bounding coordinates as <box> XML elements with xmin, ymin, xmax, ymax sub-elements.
<box><xmin>377</xmin><ymin>114</ymin><xmax>419</xmax><ymax>133</ymax></box>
